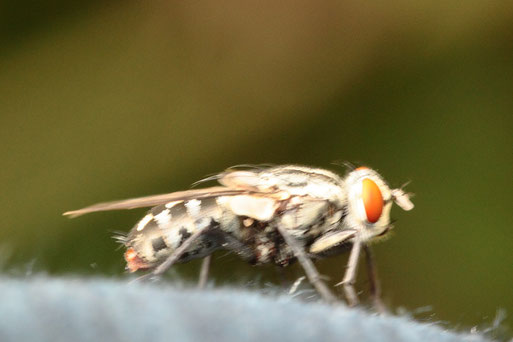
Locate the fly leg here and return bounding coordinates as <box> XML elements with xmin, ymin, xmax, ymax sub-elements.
<box><xmin>197</xmin><ymin>255</ymin><xmax>212</xmax><ymax>289</ymax></box>
<box><xmin>336</xmin><ymin>239</ymin><xmax>362</xmax><ymax>307</ymax></box>
<box><xmin>276</xmin><ymin>225</ymin><xmax>338</xmax><ymax>304</ymax></box>
<box><xmin>288</xmin><ymin>276</ymin><xmax>306</xmax><ymax>295</ymax></box>
<box><xmin>364</xmin><ymin>245</ymin><xmax>386</xmax><ymax>313</ymax></box>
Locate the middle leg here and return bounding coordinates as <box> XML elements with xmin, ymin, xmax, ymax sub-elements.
<box><xmin>276</xmin><ymin>225</ymin><xmax>338</xmax><ymax>304</ymax></box>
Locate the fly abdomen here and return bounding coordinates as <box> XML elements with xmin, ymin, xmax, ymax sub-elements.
<box><xmin>125</xmin><ymin>197</ymin><xmax>231</xmax><ymax>271</ymax></box>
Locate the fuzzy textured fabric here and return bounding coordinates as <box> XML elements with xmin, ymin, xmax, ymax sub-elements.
<box><xmin>0</xmin><ymin>277</ymin><xmax>488</xmax><ymax>342</ymax></box>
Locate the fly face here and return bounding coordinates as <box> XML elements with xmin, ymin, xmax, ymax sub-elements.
<box><xmin>343</xmin><ymin>167</ymin><xmax>414</xmax><ymax>243</ymax></box>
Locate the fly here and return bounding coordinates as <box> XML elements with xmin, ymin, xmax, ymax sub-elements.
<box><xmin>64</xmin><ymin>164</ymin><xmax>414</xmax><ymax>308</ymax></box>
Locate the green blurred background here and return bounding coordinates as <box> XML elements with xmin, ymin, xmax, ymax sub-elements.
<box><xmin>1</xmin><ymin>0</ymin><xmax>512</xmax><ymax>335</ymax></box>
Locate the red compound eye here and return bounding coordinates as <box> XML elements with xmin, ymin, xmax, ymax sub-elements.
<box><xmin>361</xmin><ymin>178</ymin><xmax>383</xmax><ymax>223</ymax></box>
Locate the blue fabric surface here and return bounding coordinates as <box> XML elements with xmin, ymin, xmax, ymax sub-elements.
<box><xmin>0</xmin><ymin>277</ymin><xmax>488</xmax><ymax>342</ymax></box>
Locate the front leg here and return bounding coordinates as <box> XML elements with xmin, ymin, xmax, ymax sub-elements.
<box><xmin>364</xmin><ymin>245</ymin><xmax>386</xmax><ymax>313</ymax></box>
<box><xmin>336</xmin><ymin>239</ymin><xmax>362</xmax><ymax>307</ymax></box>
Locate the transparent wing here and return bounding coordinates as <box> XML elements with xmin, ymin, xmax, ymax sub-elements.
<box><xmin>191</xmin><ymin>164</ymin><xmax>274</xmax><ymax>188</ymax></box>
<box><xmin>63</xmin><ymin>187</ymin><xmax>261</xmax><ymax>218</ymax></box>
